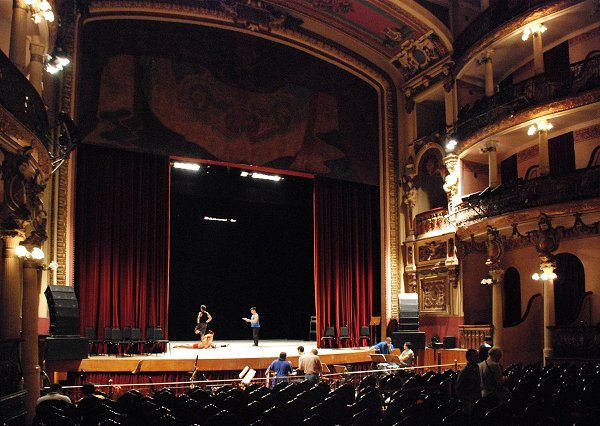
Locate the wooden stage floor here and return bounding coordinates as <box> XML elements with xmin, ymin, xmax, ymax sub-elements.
<box><xmin>46</xmin><ymin>340</ymin><xmax>373</xmax><ymax>376</ymax></box>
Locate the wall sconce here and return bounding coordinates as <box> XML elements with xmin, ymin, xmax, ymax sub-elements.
<box><xmin>522</xmin><ymin>23</ymin><xmax>547</xmax><ymax>41</ymax></box>
<box><xmin>445</xmin><ymin>138</ymin><xmax>457</xmax><ymax>152</ymax></box>
<box><xmin>25</xmin><ymin>0</ymin><xmax>54</xmax><ymax>24</ymax></box>
<box><xmin>532</xmin><ymin>271</ymin><xmax>557</xmax><ymax>281</ymax></box>
<box><xmin>45</xmin><ymin>49</ymin><xmax>70</xmax><ymax>75</ymax></box>
<box><xmin>480</xmin><ymin>277</ymin><xmax>495</xmax><ymax>285</ymax></box>
<box><xmin>15</xmin><ymin>245</ymin><xmax>45</xmax><ymax>260</ymax></box>
<box><xmin>527</xmin><ymin>121</ymin><xmax>553</xmax><ymax>136</ymax></box>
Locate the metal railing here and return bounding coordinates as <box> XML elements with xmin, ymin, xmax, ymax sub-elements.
<box><xmin>0</xmin><ymin>49</ymin><xmax>49</xmax><ymax>146</ymax></box>
<box><xmin>455</xmin><ymin>53</ymin><xmax>600</xmax><ymax>142</ymax></box>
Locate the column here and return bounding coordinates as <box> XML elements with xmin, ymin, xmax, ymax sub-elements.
<box><xmin>29</xmin><ymin>43</ymin><xmax>45</xmax><ymax>95</ymax></box>
<box><xmin>21</xmin><ymin>257</ymin><xmax>43</xmax><ymax>424</ymax></box>
<box><xmin>0</xmin><ymin>235</ymin><xmax>24</xmax><ymax>340</ymax></box>
<box><xmin>480</xmin><ymin>0</ymin><xmax>489</xmax><ymax>10</ymax></box>
<box><xmin>9</xmin><ymin>0</ymin><xmax>30</xmax><ymax>74</ymax></box>
<box><xmin>541</xmin><ymin>262</ymin><xmax>556</xmax><ymax>365</ymax></box>
<box><xmin>481</xmin><ymin>140</ymin><xmax>499</xmax><ymax>187</ymax></box>
<box><xmin>538</xmin><ymin>128</ymin><xmax>550</xmax><ymax>176</ymax></box>
<box><xmin>532</xmin><ymin>30</ymin><xmax>545</xmax><ymax>75</ymax></box>
<box><xmin>444</xmin><ymin>78</ymin><xmax>458</xmax><ymax>131</ymax></box>
<box><xmin>482</xmin><ymin>50</ymin><xmax>494</xmax><ymax>97</ymax></box>
<box><xmin>490</xmin><ymin>268</ymin><xmax>504</xmax><ymax>349</ymax></box>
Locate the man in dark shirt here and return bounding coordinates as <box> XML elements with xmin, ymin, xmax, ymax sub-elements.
<box><xmin>479</xmin><ymin>335</ymin><xmax>493</xmax><ymax>362</ymax></box>
<box><xmin>455</xmin><ymin>348</ymin><xmax>481</xmax><ymax>415</ymax></box>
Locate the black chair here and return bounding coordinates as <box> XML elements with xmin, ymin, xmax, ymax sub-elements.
<box><xmin>321</xmin><ymin>326</ymin><xmax>335</xmax><ymax>348</ymax></box>
<box><xmin>106</xmin><ymin>327</ymin><xmax>123</xmax><ymax>356</ymax></box>
<box><xmin>145</xmin><ymin>327</ymin><xmax>169</xmax><ymax>354</ymax></box>
<box><xmin>122</xmin><ymin>327</ymin><xmax>144</xmax><ymax>355</ymax></box>
<box><xmin>357</xmin><ymin>326</ymin><xmax>370</xmax><ymax>346</ymax></box>
<box><xmin>338</xmin><ymin>326</ymin><xmax>352</xmax><ymax>348</ymax></box>
<box><xmin>85</xmin><ymin>327</ymin><xmax>103</xmax><ymax>355</ymax></box>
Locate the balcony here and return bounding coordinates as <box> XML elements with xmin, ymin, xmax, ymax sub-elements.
<box><xmin>453</xmin><ymin>0</ymin><xmax>554</xmax><ymax>64</ymax></box>
<box><xmin>454</xmin><ymin>166</ymin><xmax>600</xmax><ymax>226</ymax></box>
<box><xmin>0</xmin><ymin>49</ymin><xmax>49</xmax><ymax>146</ymax></box>
<box><xmin>454</xmin><ymin>52</ymin><xmax>600</xmax><ymax>143</ymax></box>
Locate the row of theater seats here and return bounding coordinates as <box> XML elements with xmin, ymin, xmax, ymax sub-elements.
<box><xmin>33</xmin><ymin>362</ymin><xmax>600</xmax><ymax>425</ymax></box>
<box><xmin>85</xmin><ymin>326</ymin><xmax>168</xmax><ymax>356</ymax></box>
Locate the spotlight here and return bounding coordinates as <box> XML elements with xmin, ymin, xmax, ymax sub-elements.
<box><xmin>172</xmin><ymin>162</ymin><xmax>201</xmax><ymax>171</ymax></box>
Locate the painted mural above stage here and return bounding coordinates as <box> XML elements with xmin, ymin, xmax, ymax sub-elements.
<box><xmin>78</xmin><ymin>20</ymin><xmax>379</xmax><ymax>185</ymax></box>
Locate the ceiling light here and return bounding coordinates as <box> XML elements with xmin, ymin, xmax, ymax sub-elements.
<box><xmin>172</xmin><ymin>162</ymin><xmax>201</xmax><ymax>171</ymax></box>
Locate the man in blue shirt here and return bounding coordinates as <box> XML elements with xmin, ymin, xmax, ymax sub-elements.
<box><xmin>243</xmin><ymin>307</ymin><xmax>260</xmax><ymax>346</ymax></box>
<box><xmin>266</xmin><ymin>352</ymin><xmax>294</xmax><ymax>388</ymax></box>
<box><xmin>370</xmin><ymin>337</ymin><xmax>394</xmax><ymax>354</ymax></box>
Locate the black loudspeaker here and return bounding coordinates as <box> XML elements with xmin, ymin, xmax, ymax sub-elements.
<box><xmin>398</xmin><ymin>293</ymin><xmax>419</xmax><ymax>331</ymax></box>
<box><xmin>392</xmin><ymin>331</ymin><xmax>426</xmax><ymax>350</ymax></box>
<box><xmin>44</xmin><ymin>285</ymin><xmax>80</xmax><ymax>336</ymax></box>
<box><xmin>443</xmin><ymin>336</ymin><xmax>457</xmax><ymax>349</ymax></box>
<box><xmin>45</xmin><ymin>337</ymin><xmax>88</xmax><ymax>360</ymax></box>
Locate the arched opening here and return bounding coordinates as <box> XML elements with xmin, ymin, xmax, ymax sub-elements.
<box><xmin>503</xmin><ymin>267</ymin><xmax>521</xmax><ymax>326</ymax></box>
<box><xmin>414</xmin><ymin>147</ymin><xmax>447</xmax><ymax>214</ymax></box>
<box><xmin>554</xmin><ymin>253</ymin><xmax>586</xmax><ymax>325</ymax></box>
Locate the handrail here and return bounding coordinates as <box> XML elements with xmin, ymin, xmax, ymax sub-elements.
<box><xmin>454</xmin><ymin>54</ymin><xmax>600</xmax><ymax>142</ymax></box>
<box><xmin>505</xmin><ymin>293</ymin><xmax>542</xmax><ymax>328</ymax></box>
<box><xmin>0</xmin><ymin>49</ymin><xmax>49</xmax><ymax>146</ymax></box>
<box><xmin>453</xmin><ymin>0</ymin><xmax>554</xmax><ymax>62</ymax></box>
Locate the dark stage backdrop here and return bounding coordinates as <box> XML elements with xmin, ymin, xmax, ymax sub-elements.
<box><xmin>169</xmin><ymin>164</ymin><xmax>314</xmax><ymax>341</ymax></box>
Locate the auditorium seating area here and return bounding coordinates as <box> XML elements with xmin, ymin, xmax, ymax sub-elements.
<box><xmin>31</xmin><ymin>362</ymin><xmax>600</xmax><ymax>425</ymax></box>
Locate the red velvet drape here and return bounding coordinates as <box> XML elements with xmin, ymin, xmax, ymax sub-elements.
<box><xmin>314</xmin><ymin>177</ymin><xmax>378</xmax><ymax>344</ymax></box>
<box><xmin>75</xmin><ymin>144</ymin><xmax>170</xmax><ymax>339</ymax></box>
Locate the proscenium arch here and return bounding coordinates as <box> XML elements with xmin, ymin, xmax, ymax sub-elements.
<box><xmin>69</xmin><ymin>5</ymin><xmax>404</xmax><ymax>328</ymax></box>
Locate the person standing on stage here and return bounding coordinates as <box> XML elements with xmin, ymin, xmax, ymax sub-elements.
<box><xmin>243</xmin><ymin>306</ymin><xmax>260</xmax><ymax>346</ymax></box>
<box><xmin>195</xmin><ymin>305</ymin><xmax>212</xmax><ymax>339</ymax></box>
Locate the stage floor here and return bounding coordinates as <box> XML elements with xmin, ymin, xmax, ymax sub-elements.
<box><xmin>46</xmin><ymin>340</ymin><xmax>373</xmax><ymax>375</ymax></box>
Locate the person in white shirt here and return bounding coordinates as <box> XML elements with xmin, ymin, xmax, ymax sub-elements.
<box><xmin>36</xmin><ymin>383</ymin><xmax>72</xmax><ymax>406</ymax></box>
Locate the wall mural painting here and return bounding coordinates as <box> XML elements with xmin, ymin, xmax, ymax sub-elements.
<box><xmin>78</xmin><ymin>20</ymin><xmax>379</xmax><ymax>185</ymax></box>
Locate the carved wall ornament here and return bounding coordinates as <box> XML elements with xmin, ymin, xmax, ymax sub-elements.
<box><xmin>484</xmin><ymin>225</ymin><xmax>504</xmax><ymax>268</ymax></box>
<box><xmin>533</xmin><ymin>213</ymin><xmax>560</xmax><ymax>262</ymax></box>
<box><xmin>418</xmin><ymin>239</ymin><xmax>447</xmax><ymax>263</ymax></box>
<box><xmin>392</xmin><ymin>31</ymin><xmax>444</xmax><ymax>80</ymax></box>
<box><xmin>420</xmin><ymin>276</ymin><xmax>449</xmax><ymax>314</ymax></box>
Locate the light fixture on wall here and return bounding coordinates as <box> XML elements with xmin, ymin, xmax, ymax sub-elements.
<box><xmin>521</xmin><ymin>23</ymin><xmax>547</xmax><ymax>41</ymax></box>
<box><xmin>527</xmin><ymin>121</ymin><xmax>553</xmax><ymax>136</ymax></box>
<box><xmin>532</xmin><ymin>271</ymin><xmax>557</xmax><ymax>281</ymax></box>
<box><xmin>480</xmin><ymin>277</ymin><xmax>496</xmax><ymax>285</ymax></box>
<box><xmin>25</xmin><ymin>0</ymin><xmax>55</xmax><ymax>23</ymax></box>
<box><xmin>445</xmin><ymin>138</ymin><xmax>457</xmax><ymax>152</ymax></box>
<box><xmin>15</xmin><ymin>245</ymin><xmax>45</xmax><ymax>260</ymax></box>
<box><xmin>45</xmin><ymin>51</ymin><xmax>70</xmax><ymax>74</ymax></box>
<box><xmin>240</xmin><ymin>171</ymin><xmax>282</xmax><ymax>181</ymax></box>
<box><xmin>172</xmin><ymin>162</ymin><xmax>201</xmax><ymax>171</ymax></box>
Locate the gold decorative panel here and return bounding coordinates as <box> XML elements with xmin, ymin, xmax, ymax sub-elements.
<box><xmin>420</xmin><ymin>275</ymin><xmax>449</xmax><ymax>315</ymax></box>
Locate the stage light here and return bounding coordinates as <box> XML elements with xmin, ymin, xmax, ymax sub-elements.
<box><xmin>240</xmin><ymin>171</ymin><xmax>282</xmax><ymax>181</ymax></box>
<box><xmin>204</xmin><ymin>216</ymin><xmax>237</xmax><ymax>223</ymax></box>
<box><xmin>172</xmin><ymin>162</ymin><xmax>201</xmax><ymax>171</ymax></box>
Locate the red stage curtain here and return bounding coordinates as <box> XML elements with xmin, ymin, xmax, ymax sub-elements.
<box><xmin>75</xmin><ymin>144</ymin><xmax>170</xmax><ymax>338</ymax></box>
<box><xmin>314</xmin><ymin>177</ymin><xmax>378</xmax><ymax>344</ymax></box>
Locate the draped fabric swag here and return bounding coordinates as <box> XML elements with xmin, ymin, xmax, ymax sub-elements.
<box><xmin>75</xmin><ymin>144</ymin><xmax>170</xmax><ymax>339</ymax></box>
<box><xmin>314</xmin><ymin>177</ymin><xmax>378</xmax><ymax>343</ymax></box>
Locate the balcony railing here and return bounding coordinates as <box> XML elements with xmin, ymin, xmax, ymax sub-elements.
<box><xmin>454</xmin><ymin>166</ymin><xmax>600</xmax><ymax>225</ymax></box>
<box><xmin>415</xmin><ymin>207</ymin><xmax>449</xmax><ymax>235</ymax></box>
<box><xmin>453</xmin><ymin>0</ymin><xmax>553</xmax><ymax>62</ymax></box>
<box><xmin>455</xmin><ymin>53</ymin><xmax>600</xmax><ymax>142</ymax></box>
<box><xmin>0</xmin><ymin>49</ymin><xmax>49</xmax><ymax>146</ymax></box>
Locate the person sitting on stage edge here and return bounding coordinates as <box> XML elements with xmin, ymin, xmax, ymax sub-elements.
<box><xmin>299</xmin><ymin>349</ymin><xmax>322</xmax><ymax>383</ymax></box>
<box><xmin>266</xmin><ymin>351</ymin><xmax>294</xmax><ymax>388</ymax></box>
<box><xmin>370</xmin><ymin>337</ymin><xmax>394</xmax><ymax>355</ymax></box>
<box><xmin>399</xmin><ymin>341</ymin><xmax>415</xmax><ymax>366</ymax></box>
<box><xmin>174</xmin><ymin>330</ymin><xmax>215</xmax><ymax>349</ymax></box>
<box><xmin>195</xmin><ymin>304</ymin><xmax>212</xmax><ymax>339</ymax></box>
<box><xmin>243</xmin><ymin>307</ymin><xmax>260</xmax><ymax>346</ymax></box>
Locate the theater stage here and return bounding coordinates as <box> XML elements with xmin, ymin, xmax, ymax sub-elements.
<box><xmin>45</xmin><ymin>340</ymin><xmax>373</xmax><ymax>377</ymax></box>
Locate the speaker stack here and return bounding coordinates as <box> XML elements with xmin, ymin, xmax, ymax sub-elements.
<box><xmin>393</xmin><ymin>293</ymin><xmax>426</xmax><ymax>349</ymax></box>
<box><xmin>44</xmin><ymin>285</ymin><xmax>88</xmax><ymax>360</ymax></box>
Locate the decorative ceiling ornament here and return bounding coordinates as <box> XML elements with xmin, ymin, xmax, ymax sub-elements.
<box><xmin>306</xmin><ymin>0</ymin><xmax>353</xmax><ymax>14</ymax></box>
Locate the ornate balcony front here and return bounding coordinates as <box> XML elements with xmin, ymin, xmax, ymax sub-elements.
<box><xmin>0</xmin><ymin>49</ymin><xmax>49</xmax><ymax>146</ymax></box>
<box><xmin>454</xmin><ymin>167</ymin><xmax>600</xmax><ymax>227</ymax></box>
<box><xmin>455</xmin><ymin>53</ymin><xmax>600</xmax><ymax>144</ymax></box>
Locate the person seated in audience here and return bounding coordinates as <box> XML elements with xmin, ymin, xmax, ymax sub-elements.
<box><xmin>77</xmin><ymin>383</ymin><xmax>106</xmax><ymax>404</ymax></box>
<box><xmin>399</xmin><ymin>342</ymin><xmax>414</xmax><ymax>366</ymax></box>
<box><xmin>479</xmin><ymin>346</ymin><xmax>511</xmax><ymax>403</ymax></box>
<box><xmin>370</xmin><ymin>337</ymin><xmax>394</xmax><ymax>355</ymax></box>
<box><xmin>173</xmin><ymin>330</ymin><xmax>216</xmax><ymax>349</ymax></box>
<box><xmin>455</xmin><ymin>348</ymin><xmax>481</xmax><ymax>415</ymax></box>
<box><xmin>266</xmin><ymin>351</ymin><xmax>294</xmax><ymax>388</ymax></box>
<box><xmin>36</xmin><ymin>383</ymin><xmax>72</xmax><ymax>405</ymax></box>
